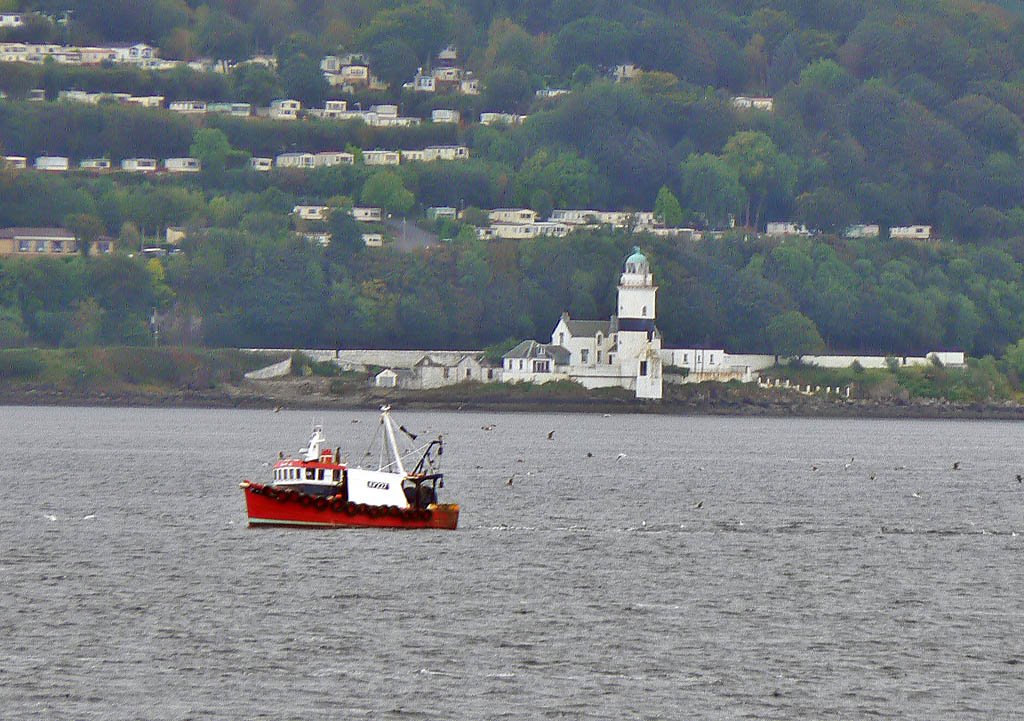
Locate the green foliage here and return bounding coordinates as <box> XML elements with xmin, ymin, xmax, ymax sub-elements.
<box><xmin>361</xmin><ymin>171</ymin><xmax>414</xmax><ymax>216</ymax></box>
<box><xmin>766</xmin><ymin>310</ymin><xmax>826</xmax><ymax>357</ymax></box>
<box><xmin>679</xmin><ymin>154</ymin><xmax>745</xmax><ymax>230</ymax></box>
<box><xmin>0</xmin><ymin>348</ymin><xmax>43</xmax><ymax>378</ymax></box>
<box><xmin>654</xmin><ymin>186</ymin><xmax>684</xmax><ymax>228</ymax></box>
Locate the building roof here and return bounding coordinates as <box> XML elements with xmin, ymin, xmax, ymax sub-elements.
<box><xmin>563</xmin><ymin>318</ymin><xmax>613</xmax><ymax>338</ymax></box>
<box><xmin>0</xmin><ymin>226</ymin><xmax>75</xmax><ymax>240</ymax></box>
<box><xmin>504</xmin><ymin>340</ymin><xmax>570</xmax><ymax>365</ymax></box>
<box><xmin>626</xmin><ymin>246</ymin><xmax>647</xmax><ymax>266</ymax></box>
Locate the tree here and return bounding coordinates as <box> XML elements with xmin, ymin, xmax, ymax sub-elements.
<box><xmin>722</xmin><ymin>131</ymin><xmax>796</xmax><ymax>230</ymax></box>
<box><xmin>230</xmin><ymin>63</ymin><xmax>283</xmax><ymax>106</ymax></box>
<box><xmin>279</xmin><ymin>53</ymin><xmax>327</xmax><ymax>107</ymax></box>
<box><xmin>195</xmin><ymin>7</ymin><xmax>252</xmax><ymax>62</ymax></box>
<box><xmin>767</xmin><ymin>310</ymin><xmax>826</xmax><ymax>358</ymax></box>
<box><xmin>64</xmin><ymin>213</ymin><xmax>104</xmax><ymax>256</ymax></box>
<box><xmin>361</xmin><ymin>171</ymin><xmax>414</xmax><ymax>216</ymax></box>
<box><xmin>189</xmin><ymin>128</ymin><xmax>233</xmax><ymax>182</ymax></box>
<box><xmin>794</xmin><ymin>187</ymin><xmax>856</xmax><ymax>233</ymax></box>
<box><xmin>553</xmin><ymin>17</ymin><xmax>629</xmax><ymax>73</ymax></box>
<box><xmin>482</xmin><ymin>67</ymin><xmax>535</xmax><ymax>113</ymax></box>
<box><xmin>654</xmin><ymin>186</ymin><xmax>684</xmax><ymax>227</ymax></box>
<box><xmin>325</xmin><ymin>207</ymin><xmax>363</xmax><ymax>260</ymax></box>
<box><xmin>679</xmin><ymin>154</ymin><xmax>745</xmax><ymax>229</ymax></box>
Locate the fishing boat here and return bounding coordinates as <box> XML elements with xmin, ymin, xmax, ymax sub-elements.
<box><xmin>240</xmin><ymin>406</ymin><xmax>459</xmax><ymax>529</ymax></box>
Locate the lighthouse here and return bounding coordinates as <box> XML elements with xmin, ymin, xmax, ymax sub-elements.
<box><xmin>616</xmin><ymin>247</ymin><xmax>663</xmax><ymax>399</ymax></box>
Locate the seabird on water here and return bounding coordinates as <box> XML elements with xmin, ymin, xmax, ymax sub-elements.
<box><xmin>547</xmin><ymin>430</ymin><xmax>555</xmax><ymax>440</ymax></box>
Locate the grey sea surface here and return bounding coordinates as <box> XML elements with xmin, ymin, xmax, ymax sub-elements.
<box><xmin>1</xmin><ymin>405</ymin><xmax>1023</xmax><ymax>720</ymax></box>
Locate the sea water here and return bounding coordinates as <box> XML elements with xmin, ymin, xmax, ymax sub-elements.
<box><xmin>1</xmin><ymin>406</ymin><xmax>1022</xmax><ymax>719</ymax></box>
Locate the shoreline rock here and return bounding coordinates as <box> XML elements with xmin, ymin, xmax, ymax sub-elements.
<box><xmin>3</xmin><ymin>380</ymin><xmax>1024</xmax><ymax>420</ymax></box>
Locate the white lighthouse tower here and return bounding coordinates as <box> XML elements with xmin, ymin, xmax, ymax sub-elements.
<box><xmin>616</xmin><ymin>247</ymin><xmax>662</xmax><ymax>399</ymax></box>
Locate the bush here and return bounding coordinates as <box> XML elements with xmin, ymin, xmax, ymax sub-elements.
<box><xmin>0</xmin><ymin>349</ymin><xmax>44</xmax><ymax>378</ymax></box>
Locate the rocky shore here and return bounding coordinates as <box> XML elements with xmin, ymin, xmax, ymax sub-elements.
<box><xmin>4</xmin><ymin>377</ymin><xmax>1024</xmax><ymax>420</ymax></box>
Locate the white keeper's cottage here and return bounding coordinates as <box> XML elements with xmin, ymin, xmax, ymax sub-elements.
<box><xmin>503</xmin><ymin>247</ymin><xmax>664</xmax><ymax>399</ymax></box>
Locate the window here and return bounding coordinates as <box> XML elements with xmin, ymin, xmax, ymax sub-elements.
<box><xmin>487</xmin><ymin>369</ymin><xmax>494</xmax><ymax>379</ymax></box>
<box><xmin>317</xmin><ymin>469</ymin><xmax>324</xmax><ymax>480</ymax></box>
<box><xmin>519</xmin><ymin>360</ymin><xmax>524</xmax><ymax>370</ymax></box>
<box><xmin>683</xmin><ymin>353</ymin><xmax>688</xmax><ymax>364</ymax></box>
<box><xmin>639</xmin><ymin>361</ymin><xmax>648</xmax><ymax>376</ymax></box>
<box><xmin>466</xmin><ymin>368</ymin><xmax>471</xmax><ymax>378</ymax></box>
<box><xmin>609</xmin><ymin>354</ymin><xmax>614</xmax><ymax>364</ymax></box>
<box><xmin>559</xmin><ymin>332</ymin><xmax>564</xmax><ymax>345</ymax></box>
<box><xmin>596</xmin><ymin>350</ymin><xmax>601</xmax><ymax>363</ymax></box>
<box><xmin>709</xmin><ymin>355</ymin><xmax>714</xmax><ymax>364</ymax></box>
<box><xmin>642</xmin><ymin>305</ymin><xmax>647</xmax><ymax>317</ymax></box>
<box><xmin>52</xmin><ymin>241</ymin><xmax>63</xmax><ymax>253</ymax></box>
<box><xmin>35</xmin><ymin>241</ymin><xmax>45</xmax><ymax>252</ymax></box>
<box><xmin>533</xmin><ymin>360</ymin><xmax>550</xmax><ymax>373</ymax></box>
<box><xmin>443</xmin><ymin>368</ymin><xmax>450</xmax><ymax>379</ymax></box>
<box><xmin>581</xmin><ymin>349</ymin><xmax>589</xmax><ymax>364</ymax></box>
<box><xmin>18</xmin><ymin>240</ymin><xmax>29</xmax><ymax>252</ymax></box>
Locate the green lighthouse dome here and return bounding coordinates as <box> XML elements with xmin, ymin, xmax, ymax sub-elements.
<box><xmin>625</xmin><ymin>246</ymin><xmax>648</xmax><ymax>271</ymax></box>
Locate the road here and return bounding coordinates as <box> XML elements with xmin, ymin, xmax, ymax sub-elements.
<box><xmin>384</xmin><ymin>218</ymin><xmax>442</xmax><ymax>251</ymax></box>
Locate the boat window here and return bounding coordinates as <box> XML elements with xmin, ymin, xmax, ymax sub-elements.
<box><xmin>306</xmin><ymin>468</ymin><xmax>315</xmax><ymax>480</ymax></box>
<box><xmin>317</xmin><ymin>469</ymin><xmax>324</xmax><ymax>480</ymax></box>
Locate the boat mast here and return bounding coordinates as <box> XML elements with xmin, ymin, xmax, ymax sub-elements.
<box><xmin>380</xmin><ymin>405</ymin><xmax>407</xmax><ymax>475</ymax></box>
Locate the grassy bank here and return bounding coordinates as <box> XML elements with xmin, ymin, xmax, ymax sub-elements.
<box><xmin>760</xmin><ymin>357</ymin><xmax>1014</xmax><ymax>403</ymax></box>
<box><xmin>0</xmin><ymin>347</ymin><xmax>281</xmax><ymax>394</ymax></box>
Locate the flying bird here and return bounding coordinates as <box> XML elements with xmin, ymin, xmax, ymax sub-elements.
<box><xmin>844</xmin><ymin>457</ymin><xmax>855</xmax><ymax>470</ymax></box>
<box><xmin>953</xmin><ymin>462</ymin><xmax>961</xmax><ymax>471</ymax></box>
<box><xmin>615</xmin><ymin>453</ymin><xmax>627</xmax><ymax>461</ymax></box>
<box><xmin>693</xmin><ymin>501</ymin><xmax>703</xmax><ymax>509</ymax></box>
<box><xmin>1016</xmin><ymin>474</ymin><xmax>1022</xmax><ymax>483</ymax></box>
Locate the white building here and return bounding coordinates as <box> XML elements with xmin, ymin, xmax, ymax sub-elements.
<box><xmin>164</xmin><ymin>157</ymin><xmax>200</xmax><ymax>173</ymax></box>
<box><xmin>431</xmin><ymin>109</ymin><xmax>460</xmax><ymax>124</ymax></box>
<box><xmin>480</xmin><ymin>112</ymin><xmax>526</xmax><ymax>125</ymax></box>
<box><xmin>207</xmin><ymin>102</ymin><xmax>251</xmax><ymax>116</ymax></box>
<box><xmin>732</xmin><ymin>96</ymin><xmax>774</xmax><ymax>111</ymax></box>
<box><xmin>766</xmin><ymin>222</ymin><xmax>811</xmax><ymax>237</ymax></box>
<box><xmin>293</xmin><ymin>205</ymin><xmax>331</xmax><ymax>221</ymax></box>
<box><xmin>34</xmin><ymin>156</ymin><xmax>69</xmax><ymax>171</ymax></box>
<box><xmin>890</xmin><ymin>225</ymin><xmax>932</xmax><ymax>240</ymax></box>
<box><xmin>276</xmin><ymin>152</ymin><xmax>315</xmax><ymax>169</ymax></box>
<box><xmin>249</xmin><ymin>157</ymin><xmax>273</xmax><ymax>172</ymax></box>
<box><xmin>2</xmin><ymin>156</ymin><xmax>27</xmax><ymax>169</ymax></box>
<box><xmin>363</xmin><ymin>150</ymin><xmax>401</xmax><ymax>166</ymax></box>
<box><xmin>79</xmin><ymin>158</ymin><xmax>111</xmax><ymax>170</ymax></box>
<box><xmin>121</xmin><ymin>158</ymin><xmax>157</xmax><ymax>172</ymax></box>
<box><xmin>0</xmin><ymin>13</ymin><xmax>25</xmax><ymax>27</ymax></box>
<box><xmin>313</xmin><ymin>151</ymin><xmax>355</xmax><ymax>167</ymax></box>
<box><xmin>269</xmin><ymin>99</ymin><xmax>301</xmax><ymax>120</ymax></box>
<box><xmin>503</xmin><ymin>247</ymin><xmax>664</xmax><ymax>399</ymax></box>
<box><xmin>352</xmin><ymin>207</ymin><xmax>383</xmax><ymax>222</ymax></box>
<box><xmin>844</xmin><ymin>224</ymin><xmax>880</xmax><ymax>238</ymax></box>
<box><xmin>169</xmin><ymin>100</ymin><xmax>207</xmax><ymax>114</ymax></box>
<box><xmin>489</xmin><ymin>208</ymin><xmax>537</xmax><ymax>225</ymax></box>
<box><xmin>126</xmin><ymin>95</ymin><xmax>164</xmax><ymax>108</ymax></box>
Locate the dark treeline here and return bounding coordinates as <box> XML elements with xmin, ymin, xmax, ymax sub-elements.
<box><xmin>4</xmin><ymin>230</ymin><xmax>1024</xmax><ymax>362</ymax></box>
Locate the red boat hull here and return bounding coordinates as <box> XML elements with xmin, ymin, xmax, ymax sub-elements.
<box><xmin>241</xmin><ymin>483</ymin><xmax>459</xmax><ymax>530</ymax></box>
